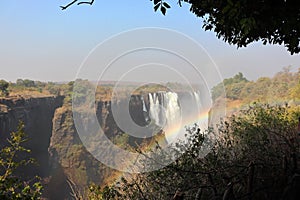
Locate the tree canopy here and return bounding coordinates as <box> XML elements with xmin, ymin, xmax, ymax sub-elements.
<box><xmin>90</xmin><ymin>103</ymin><xmax>300</xmax><ymax>199</ymax></box>
<box><xmin>0</xmin><ymin>80</ymin><xmax>9</xmax><ymax>97</ymax></box>
<box><xmin>211</xmin><ymin>68</ymin><xmax>300</xmax><ymax>103</ymax></box>
<box><xmin>61</xmin><ymin>0</ymin><xmax>300</xmax><ymax>54</ymax></box>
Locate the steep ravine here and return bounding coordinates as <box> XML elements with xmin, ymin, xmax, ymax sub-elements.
<box><xmin>0</xmin><ymin>91</ymin><xmax>203</xmax><ymax>199</ymax></box>
<box><xmin>0</xmin><ymin>95</ymin><xmax>163</xmax><ymax>199</ymax></box>
<box><xmin>0</xmin><ymin>96</ymin><xmax>119</xmax><ymax>199</ymax></box>
<box><xmin>46</xmin><ymin>105</ymin><xmax>118</xmax><ymax>199</ymax></box>
<box><xmin>46</xmin><ymin>97</ymin><xmax>156</xmax><ymax>198</ymax></box>
<box><xmin>0</xmin><ymin>96</ymin><xmax>64</xmax><ymax>179</ymax></box>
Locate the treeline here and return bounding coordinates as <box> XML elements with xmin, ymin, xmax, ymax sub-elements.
<box><xmin>10</xmin><ymin>79</ymin><xmax>63</xmax><ymax>96</ymax></box>
<box><xmin>0</xmin><ymin>79</ymin><xmax>74</xmax><ymax>97</ymax></box>
<box><xmin>212</xmin><ymin>67</ymin><xmax>300</xmax><ymax>103</ymax></box>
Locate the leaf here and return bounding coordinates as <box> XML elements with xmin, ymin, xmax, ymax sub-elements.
<box><xmin>154</xmin><ymin>3</ymin><xmax>160</xmax><ymax>12</ymax></box>
<box><xmin>161</xmin><ymin>6</ymin><xmax>166</xmax><ymax>15</ymax></box>
<box><xmin>163</xmin><ymin>2</ymin><xmax>171</xmax><ymax>9</ymax></box>
<box><xmin>178</xmin><ymin>0</ymin><xmax>182</xmax><ymax>7</ymax></box>
<box><xmin>154</xmin><ymin>0</ymin><xmax>160</xmax><ymax>5</ymax></box>
<box><xmin>204</xmin><ymin>24</ymin><xmax>213</xmax><ymax>31</ymax></box>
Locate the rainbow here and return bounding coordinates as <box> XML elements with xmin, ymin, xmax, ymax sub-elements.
<box><xmin>164</xmin><ymin>109</ymin><xmax>210</xmax><ymax>144</ymax></box>
<box><xmin>102</xmin><ymin>109</ymin><xmax>211</xmax><ymax>187</ymax></box>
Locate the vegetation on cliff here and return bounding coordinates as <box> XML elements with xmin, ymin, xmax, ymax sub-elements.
<box><xmin>92</xmin><ymin>103</ymin><xmax>300</xmax><ymax>199</ymax></box>
<box><xmin>0</xmin><ymin>122</ymin><xmax>42</xmax><ymax>199</ymax></box>
<box><xmin>212</xmin><ymin>67</ymin><xmax>300</xmax><ymax>107</ymax></box>
<box><xmin>0</xmin><ymin>80</ymin><xmax>9</xmax><ymax>97</ymax></box>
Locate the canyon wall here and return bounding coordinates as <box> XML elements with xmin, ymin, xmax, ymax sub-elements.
<box><xmin>0</xmin><ymin>96</ymin><xmax>63</xmax><ymax>178</ymax></box>
<box><xmin>0</xmin><ymin>91</ymin><xmax>205</xmax><ymax>199</ymax></box>
<box><xmin>0</xmin><ymin>96</ymin><xmax>122</xmax><ymax>199</ymax></box>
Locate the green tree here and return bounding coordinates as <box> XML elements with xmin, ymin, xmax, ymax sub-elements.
<box><xmin>45</xmin><ymin>82</ymin><xmax>61</xmax><ymax>95</ymax></box>
<box><xmin>72</xmin><ymin>79</ymin><xmax>95</xmax><ymax>106</ymax></box>
<box><xmin>62</xmin><ymin>81</ymin><xmax>75</xmax><ymax>106</ymax></box>
<box><xmin>23</xmin><ymin>79</ymin><xmax>35</xmax><ymax>88</ymax></box>
<box><xmin>0</xmin><ymin>122</ymin><xmax>43</xmax><ymax>199</ymax></box>
<box><xmin>0</xmin><ymin>79</ymin><xmax>9</xmax><ymax>97</ymax></box>
<box><xmin>212</xmin><ymin>72</ymin><xmax>248</xmax><ymax>101</ymax></box>
<box><xmin>16</xmin><ymin>79</ymin><xmax>24</xmax><ymax>86</ymax></box>
<box><xmin>213</xmin><ymin>68</ymin><xmax>300</xmax><ymax>103</ymax></box>
<box><xmin>290</xmin><ymin>81</ymin><xmax>300</xmax><ymax>100</ymax></box>
<box><xmin>16</xmin><ymin>79</ymin><xmax>35</xmax><ymax>88</ymax></box>
<box><xmin>60</xmin><ymin>0</ymin><xmax>300</xmax><ymax>54</ymax></box>
<box><xmin>93</xmin><ymin>103</ymin><xmax>300</xmax><ymax>199</ymax></box>
<box><xmin>247</xmin><ymin>77</ymin><xmax>272</xmax><ymax>101</ymax></box>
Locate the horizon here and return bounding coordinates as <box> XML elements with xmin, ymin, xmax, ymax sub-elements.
<box><xmin>3</xmin><ymin>66</ymin><xmax>299</xmax><ymax>85</ymax></box>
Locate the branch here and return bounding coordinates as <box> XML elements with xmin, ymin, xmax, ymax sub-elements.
<box><xmin>66</xmin><ymin>178</ymin><xmax>84</xmax><ymax>200</ymax></box>
<box><xmin>134</xmin><ymin>180</ymin><xmax>147</xmax><ymax>200</ymax></box>
<box><xmin>60</xmin><ymin>0</ymin><xmax>78</xmax><ymax>10</ymax></box>
<box><xmin>61</xmin><ymin>0</ymin><xmax>95</xmax><ymax>10</ymax></box>
<box><xmin>77</xmin><ymin>0</ymin><xmax>94</xmax><ymax>6</ymax></box>
<box><xmin>177</xmin><ymin>0</ymin><xmax>183</xmax><ymax>7</ymax></box>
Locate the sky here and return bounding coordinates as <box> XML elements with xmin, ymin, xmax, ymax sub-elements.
<box><xmin>1</xmin><ymin>0</ymin><xmax>300</xmax><ymax>85</ymax></box>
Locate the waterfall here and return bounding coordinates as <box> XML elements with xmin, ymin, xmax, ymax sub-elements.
<box><xmin>141</xmin><ymin>96</ymin><xmax>147</xmax><ymax>113</ymax></box>
<box><xmin>145</xmin><ymin>90</ymin><xmax>207</xmax><ymax>143</ymax></box>
<box><xmin>163</xmin><ymin>92</ymin><xmax>181</xmax><ymax>127</ymax></box>
<box><xmin>141</xmin><ymin>96</ymin><xmax>150</xmax><ymax>123</ymax></box>
<box><xmin>193</xmin><ymin>91</ymin><xmax>200</xmax><ymax>106</ymax></box>
<box><xmin>193</xmin><ymin>91</ymin><xmax>202</xmax><ymax>112</ymax></box>
<box><xmin>148</xmin><ymin>92</ymin><xmax>181</xmax><ymax>129</ymax></box>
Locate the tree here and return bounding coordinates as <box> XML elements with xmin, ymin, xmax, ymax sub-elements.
<box><xmin>92</xmin><ymin>103</ymin><xmax>300</xmax><ymax>199</ymax></box>
<box><xmin>60</xmin><ymin>0</ymin><xmax>300</xmax><ymax>54</ymax></box>
<box><xmin>211</xmin><ymin>72</ymin><xmax>248</xmax><ymax>101</ymax></box>
<box><xmin>45</xmin><ymin>82</ymin><xmax>61</xmax><ymax>96</ymax></box>
<box><xmin>0</xmin><ymin>80</ymin><xmax>9</xmax><ymax>97</ymax></box>
<box><xmin>16</xmin><ymin>79</ymin><xmax>25</xmax><ymax>87</ymax></box>
<box><xmin>0</xmin><ymin>122</ymin><xmax>43</xmax><ymax>199</ymax></box>
<box><xmin>16</xmin><ymin>79</ymin><xmax>35</xmax><ymax>88</ymax></box>
<box><xmin>290</xmin><ymin>81</ymin><xmax>300</xmax><ymax>100</ymax></box>
<box><xmin>23</xmin><ymin>79</ymin><xmax>35</xmax><ymax>88</ymax></box>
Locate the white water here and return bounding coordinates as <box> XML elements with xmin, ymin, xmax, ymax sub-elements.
<box><xmin>141</xmin><ymin>96</ymin><xmax>148</xmax><ymax>113</ymax></box>
<box><xmin>148</xmin><ymin>92</ymin><xmax>181</xmax><ymax>129</ymax></box>
<box><xmin>144</xmin><ymin>91</ymin><xmax>205</xmax><ymax>143</ymax></box>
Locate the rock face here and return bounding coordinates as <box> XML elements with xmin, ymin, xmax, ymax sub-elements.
<box><xmin>0</xmin><ymin>95</ymin><xmax>151</xmax><ymax>199</ymax></box>
<box><xmin>47</xmin><ymin>106</ymin><xmax>116</xmax><ymax>199</ymax></box>
<box><xmin>0</xmin><ymin>96</ymin><xmax>63</xmax><ymax>178</ymax></box>
<box><xmin>0</xmin><ymin>91</ymin><xmax>204</xmax><ymax>199</ymax></box>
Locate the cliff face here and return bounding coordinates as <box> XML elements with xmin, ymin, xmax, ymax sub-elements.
<box><xmin>46</xmin><ymin>96</ymin><xmax>170</xmax><ymax>199</ymax></box>
<box><xmin>0</xmin><ymin>96</ymin><xmax>64</xmax><ymax>178</ymax></box>
<box><xmin>47</xmin><ymin>106</ymin><xmax>118</xmax><ymax>199</ymax></box>
<box><xmin>0</xmin><ymin>91</ymin><xmax>200</xmax><ymax>199</ymax></box>
<box><xmin>0</xmin><ymin>95</ymin><xmax>152</xmax><ymax>199</ymax></box>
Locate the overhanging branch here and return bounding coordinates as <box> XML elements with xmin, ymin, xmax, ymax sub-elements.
<box><xmin>61</xmin><ymin>0</ymin><xmax>95</xmax><ymax>10</ymax></box>
<box><xmin>60</xmin><ymin>0</ymin><xmax>77</xmax><ymax>10</ymax></box>
<box><xmin>78</xmin><ymin>0</ymin><xmax>94</xmax><ymax>6</ymax></box>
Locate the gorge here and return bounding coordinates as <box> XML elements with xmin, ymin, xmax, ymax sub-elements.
<box><xmin>0</xmin><ymin>90</ymin><xmax>207</xmax><ymax>199</ymax></box>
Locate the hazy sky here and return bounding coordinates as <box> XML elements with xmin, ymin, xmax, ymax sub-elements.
<box><xmin>1</xmin><ymin>0</ymin><xmax>299</xmax><ymax>84</ymax></box>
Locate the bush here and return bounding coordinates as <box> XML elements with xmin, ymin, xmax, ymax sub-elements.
<box><xmin>0</xmin><ymin>80</ymin><xmax>9</xmax><ymax>97</ymax></box>
<box><xmin>0</xmin><ymin>122</ymin><xmax>43</xmax><ymax>199</ymax></box>
<box><xmin>93</xmin><ymin>103</ymin><xmax>300</xmax><ymax>199</ymax></box>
